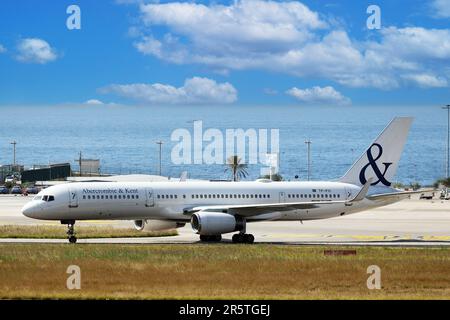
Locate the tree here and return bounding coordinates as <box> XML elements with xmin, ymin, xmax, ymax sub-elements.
<box><xmin>434</xmin><ymin>177</ymin><xmax>450</xmax><ymax>188</ymax></box>
<box><xmin>409</xmin><ymin>182</ymin><xmax>421</xmax><ymax>191</ymax></box>
<box><xmin>260</xmin><ymin>174</ymin><xmax>283</xmax><ymax>181</ymax></box>
<box><xmin>225</xmin><ymin>155</ymin><xmax>248</xmax><ymax>181</ymax></box>
<box><xmin>392</xmin><ymin>182</ymin><xmax>405</xmax><ymax>189</ymax></box>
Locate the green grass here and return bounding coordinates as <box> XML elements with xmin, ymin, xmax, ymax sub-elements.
<box><xmin>0</xmin><ymin>225</ymin><xmax>177</xmax><ymax>239</ymax></box>
<box><xmin>0</xmin><ymin>244</ymin><xmax>449</xmax><ymax>299</ymax></box>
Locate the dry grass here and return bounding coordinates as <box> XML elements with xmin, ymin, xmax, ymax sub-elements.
<box><xmin>0</xmin><ymin>225</ymin><xmax>177</xmax><ymax>239</ymax></box>
<box><xmin>0</xmin><ymin>244</ymin><xmax>449</xmax><ymax>299</ymax></box>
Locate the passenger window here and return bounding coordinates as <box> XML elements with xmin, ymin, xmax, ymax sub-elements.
<box><xmin>83</xmin><ymin>195</ymin><xmax>86</xmax><ymax>199</ymax></box>
<box><xmin>87</xmin><ymin>195</ymin><xmax>91</xmax><ymax>199</ymax></box>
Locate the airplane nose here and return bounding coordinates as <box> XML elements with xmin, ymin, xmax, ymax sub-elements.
<box><xmin>22</xmin><ymin>202</ymin><xmax>39</xmax><ymax>218</ymax></box>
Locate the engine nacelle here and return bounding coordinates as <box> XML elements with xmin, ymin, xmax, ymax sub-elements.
<box><xmin>190</xmin><ymin>211</ymin><xmax>244</xmax><ymax>235</ymax></box>
<box><xmin>134</xmin><ymin>219</ymin><xmax>185</xmax><ymax>232</ymax></box>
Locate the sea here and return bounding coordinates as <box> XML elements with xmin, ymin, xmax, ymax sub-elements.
<box><xmin>0</xmin><ymin>104</ymin><xmax>445</xmax><ymax>185</ymax></box>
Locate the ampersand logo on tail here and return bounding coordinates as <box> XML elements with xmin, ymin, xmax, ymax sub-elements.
<box><xmin>359</xmin><ymin>143</ymin><xmax>393</xmax><ymax>186</ymax></box>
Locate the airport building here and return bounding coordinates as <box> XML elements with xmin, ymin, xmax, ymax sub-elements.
<box><xmin>20</xmin><ymin>163</ymin><xmax>71</xmax><ymax>182</ymax></box>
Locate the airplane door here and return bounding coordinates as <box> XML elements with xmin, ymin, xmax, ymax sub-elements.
<box><xmin>69</xmin><ymin>189</ymin><xmax>79</xmax><ymax>208</ymax></box>
<box><xmin>279</xmin><ymin>192</ymin><xmax>286</xmax><ymax>203</ymax></box>
<box><xmin>145</xmin><ymin>188</ymin><xmax>154</xmax><ymax>207</ymax></box>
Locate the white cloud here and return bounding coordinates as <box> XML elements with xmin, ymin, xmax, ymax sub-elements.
<box><xmin>99</xmin><ymin>77</ymin><xmax>237</xmax><ymax>105</ymax></box>
<box><xmin>431</xmin><ymin>0</ymin><xmax>450</xmax><ymax>18</ymax></box>
<box><xmin>84</xmin><ymin>99</ymin><xmax>105</xmax><ymax>105</ymax></box>
<box><xmin>286</xmin><ymin>86</ymin><xmax>351</xmax><ymax>105</ymax></box>
<box><xmin>0</xmin><ymin>44</ymin><xmax>6</xmax><ymax>53</ymax></box>
<box><xmin>135</xmin><ymin>0</ymin><xmax>327</xmax><ymax>65</ymax></box>
<box><xmin>127</xmin><ymin>1</ymin><xmax>450</xmax><ymax>90</ymax></box>
<box><xmin>402</xmin><ymin>73</ymin><xmax>448</xmax><ymax>88</ymax></box>
<box><xmin>16</xmin><ymin>38</ymin><xmax>58</xmax><ymax>64</ymax></box>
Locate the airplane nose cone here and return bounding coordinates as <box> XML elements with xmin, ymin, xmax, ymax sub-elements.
<box><xmin>22</xmin><ymin>202</ymin><xmax>38</xmax><ymax>218</ymax></box>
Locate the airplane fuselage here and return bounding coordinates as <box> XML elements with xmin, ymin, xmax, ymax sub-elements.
<box><xmin>22</xmin><ymin>180</ymin><xmax>390</xmax><ymax>222</ymax></box>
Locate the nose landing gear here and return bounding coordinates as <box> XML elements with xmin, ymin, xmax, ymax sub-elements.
<box><xmin>61</xmin><ymin>220</ymin><xmax>77</xmax><ymax>244</ymax></box>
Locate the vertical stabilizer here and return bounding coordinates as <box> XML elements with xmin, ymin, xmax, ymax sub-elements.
<box><xmin>339</xmin><ymin>117</ymin><xmax>413</xmax><ymax>186</ymax></box>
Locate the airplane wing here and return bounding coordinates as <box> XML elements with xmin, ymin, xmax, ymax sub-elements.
<box><xmin>187</xmin><ymin>201</ymin><xmax>340</xmax><ymax>217</ymax></box>
<box><xmin>185</xmin><ymin>180</ymin><xmax>372</xmax><ymax>217</ymax></box>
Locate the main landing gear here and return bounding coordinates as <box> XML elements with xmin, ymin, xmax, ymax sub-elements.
<box><xmin>199</xmin><ymin>234</ymin><xmax>222</xmax><ymax>242</ymax></box>
<box><xmin>62</xmin><ymin>220</ymin><xmax>77</xmax><ymax>244</ymax></box>
<box><xmin>232</xmin><ymin>233</ymin><xmax>254</xmax><ymax>244</ymax></box>
<box><xmin>232</xmin><ymin>220</ymin><xmax>254</xmax><ymax>244</ymax></box>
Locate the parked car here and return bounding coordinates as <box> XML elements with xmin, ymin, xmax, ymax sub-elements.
<box><xmin>10</xmin><ymin>186</ymin><xmax>22</xmax><ymax>195</ymax></box>
<box><xmin>24</xmin><ymin>186</ymin><xmax>39</xmax><ymax>195</ymax></box>
<box><xmin>419</xmin><ymin>192</ymin><xmax>434</xmax><ymax>200</ymax></box>
<box><xmin>4</xmin><ymin>176</ymin><xmax>14</xmax><ymax>183</ymax></box>
<box><xmin>0</xmin><ymin>186</ymin><xmax>9</xmax><ymax>194</ymax></box>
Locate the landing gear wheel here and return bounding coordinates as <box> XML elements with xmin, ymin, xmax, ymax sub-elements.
<box><xmin>243</xmin><ymin>234</ymin><xmax>254</xmax><ymax>244</ymax></box>
<box><xmin>65</xmin><ymin>221</ymin><xmax>77</xmax><ymax>244</ymax></box>
<box><xmin>199</xmin><ymin>234</ymin><xmax>222</xmax><ymax>242</ymax></box>
<box><xmin>232</xmin><ymin>233</ymin><xmax>243</xmax><ymax>243</ymax></box>
<box><xmin>69</xmin><ymin>236</ymin><xmax>77</xmax><ymax>244</ymax></box>
<box><xmin>232</xmin><ymin>233</ymin><xmax>254</xmax><ymax>244</ymax></box>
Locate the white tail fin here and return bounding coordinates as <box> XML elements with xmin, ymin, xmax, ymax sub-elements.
<box><xmin>339</xmin><ymin>117</ymin><xmax>413</xmax><ymax>186</ymax></box>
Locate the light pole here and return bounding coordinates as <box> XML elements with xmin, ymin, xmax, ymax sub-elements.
<box><xmin>443</xmin><ymin>105</ymin><xmax>450</xmax><ymax>178</ymax></box>
<box><xmin>10</xmin><ymin>141</ymin><xmax>17</xmax><ymax>167</ymax></box>
<box><xmin>305</xmin><ymin>139</ymin><xmax>312</xmax><ymax>181</ymax></box>
<box><xmin>156</xmin><ymin>140</ymin><xmax>163</xmax><ymax>176</ymax></box>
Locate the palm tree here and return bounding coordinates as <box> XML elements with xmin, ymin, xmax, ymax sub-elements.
<box><xmin>225</xmin><ymin>155</ymin><xmax>248</xmax><ymax>181</ymax></box>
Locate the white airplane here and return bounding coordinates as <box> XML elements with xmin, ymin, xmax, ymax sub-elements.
<box><xmin>22</xmin><ymin>117</ymin><xmax>419</xmax><ymax>244</ymax></box>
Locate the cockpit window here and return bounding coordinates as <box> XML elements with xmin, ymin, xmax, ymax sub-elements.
<box><xmin>33</xmin><ymin>196</ymin><xmax>42</xmax><ymax>201</ymax></box>
<box><xmin>42</xmin><ymin>195</ymin><xmax>48</xmax><ymax>201</ymax></box>
<box><xmin>41</xmin><ymin>195</ymin><xmax>55</xmax><ymax>202</ymax></box>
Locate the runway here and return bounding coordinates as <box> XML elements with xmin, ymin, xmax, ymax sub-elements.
<box><xmin>1</xmin><ymin>194</ymin><xmax>449</xmax><ymax>246</ymax></box>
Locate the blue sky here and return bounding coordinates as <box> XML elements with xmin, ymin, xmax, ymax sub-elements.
<box><xmin>0</xmin><ymin>0</ymin><xmax>449</xmax><ymax>106</ymax></box>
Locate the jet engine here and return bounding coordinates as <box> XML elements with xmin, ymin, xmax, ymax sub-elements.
<box><xmin>190</xmin><ymin>211</ymin><xmax>244</xmax><ymax>235</ymax></box>
<box><xmin>134</xmin><ymin>219</ymin><xmax>185</xmax><ymax>231</ymax></box>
